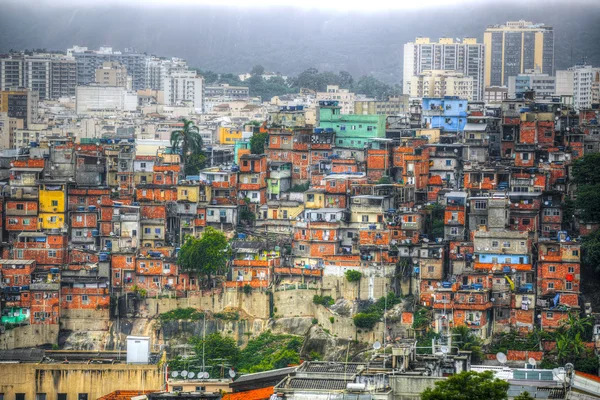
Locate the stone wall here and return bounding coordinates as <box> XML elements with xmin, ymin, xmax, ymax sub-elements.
<box><xmin>0</xmin><ymin>324</ymin><xmax>59</xmax><ymax>349</ymax></box>
<box><xmin>60</xmin><ymin>309</ymin><xmax>111</xmax><ymax>331</ymax></box>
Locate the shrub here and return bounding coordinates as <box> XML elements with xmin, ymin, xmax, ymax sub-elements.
<box><xmin>311</xmin><ymin>318</ymin><xmax>318</xmax><ymax>324</ymax></box>
<box><xmin>159</xmin><ymin>308</ymin><xmax>204</xmax><ymax>322</ymax></box>
<box><xmin>214</xmin><ymin>310</ymin><xmax>240</xmax><ymax>321</ymax></box>
<box><xmin>243</xmin><ymin>284</ymin><xmax>252</xmax><ymax>294</ymax></box>
<box><xmin>345</xmin><ymin>270</ymin><xmax>362</xmax><ymax>282</ymax></box>
<box><xmin>353</xmin><ymin>313</ymin><xmax>380</xmax><ymax>330</ymax></box>
<box><xmin>313</xmin><ymin>294</ymin><xmax>335</xmax><ymax>306</ymax></box>
<box><xmin>329</xmin><ymin>317</ymin><xmax>335</xmax><ymax>324</ymax></box>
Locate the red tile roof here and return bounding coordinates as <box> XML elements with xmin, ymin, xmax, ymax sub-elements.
<box><xmin>222</xmin><ymin>386</ymin><xmax>274</xmax><ymax>400</ymax></box>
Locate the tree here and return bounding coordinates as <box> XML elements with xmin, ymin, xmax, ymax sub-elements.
<box><xmin>514</xmin><ymin>392</ymin><xmax>535</xmax><ymax>400</ymax></box>
<box><xmin>191</xmin><ymin>332</ymin><xmax>240</xmax><ymax>376</ymax></box>
<box><xmin>421</xmin><ymin>371</ymin><xmax>509</xmax><ymax>400</ymax></box>
<box><xmin>178</xmin><ymin>227</ymin><xmax>229</xmax><ymax>287</ymax></box>
<box><xmin>170</xmin><ymin>118</ymin><xmax>203</xmax><ymax>170</ymax></box>
<box><xmin>352</xmin><ymin>75</ymin><xmax>398</xmax><ymax>100</ymax></box>
<box><xmin>250</xmin><ymin>131</ymin><xmax>268</xmax><ymax>154</ymax></box>
<box><xmin>345</xmin><ymin>270</ymin><xmax>362</xmax><ymax>282</ymax></box>
<box><xmin>184</xmin><ymin>153</ymin><xmax>207</xmax><ymax>176</ymax></box>
<box><xmin>251</xmin><ymin>65</ymin><xmax>265</xmax><ymax>76</ymax></box>
<box><xmin>339</xmin><ymin>70</ymin><xmax>354</xmax><ymax>88</ymax></box>
<box><xmin>452</xmin><ymin>326</ymin><xmax>484</xmax><ymax>362</ymax></box>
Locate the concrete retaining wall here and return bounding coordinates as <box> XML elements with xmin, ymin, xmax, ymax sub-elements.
<box><xmin>0</xmin><ymin>324</ymin><xmax>59</xmax><ymax>349</ymax></box>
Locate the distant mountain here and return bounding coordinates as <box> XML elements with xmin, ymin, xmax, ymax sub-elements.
<box><xmin>0</xmin><ymin>1</ymin><xmax>599</xmax><ymax>84</ymax></box>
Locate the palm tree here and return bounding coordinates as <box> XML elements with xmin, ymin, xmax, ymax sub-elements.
<box><xmin>170</xmin><ymin>118</ymin><xmax>203</xmax><ymax>167</ymax></box>
<box><xmin>452</xmin><ymin>325</ymin><xmax>483</xmax><ymax>362</ymax></box>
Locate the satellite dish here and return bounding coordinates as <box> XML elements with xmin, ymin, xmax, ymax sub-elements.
<box><xmin>203</xmin><ymin>372</ymin><xmax>210</xmax><ymax>379</ymax></box>
<box><xmin>440</xmin><ymin>346</ymin><xmax>449</xmax><ymax>354</ymax></box>
<box><xmin>511</xmin><ymin>268</ymin><xmax>516</xmax><ymax>273</ymax></box>
<box><xmin>436</xmin><ymin>282</ymin><xmax>441</xmax><ymax>287</ymax></box>
<box><xmin>528</xmin><ymin>357</ymin><xmax>537</xmax><ymax>367</ymax></box>
<box><xmin>181</xmin><ymin>370</ymin><xmax>188</xmax><ymax>377</ymax></box>
<box><xmin>229</xmin><ymin>369</ymin><xmax>236</xmax><ymax>378</ymax></box>
<box><xmin>171</xmin><ymin>371</ymin><xmax>179</xmax><ymax>378</ymax></box>
<box><xmin>188</xmin><ymin>372</ymin><xmax>195</xmax><ymax>379</ymax></box>
<box><xmin>496</xmin><ymin>352</ymin><xmax>507</xmax><ymax>364</ymax></box>
<box><xmin>373</xmin><ymin>341</ymin><xmax>382</xmax><ymax>350</ymax></box>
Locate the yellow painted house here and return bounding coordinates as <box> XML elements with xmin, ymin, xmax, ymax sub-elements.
<box><xmin>304</xmin><ymin>190</ymin><xmax>326</xmax><ymax>209</ymax></box>
<box><xmin>38</xmin><ymin>183</ymin><xmax>67</xmax><ymax>229</ymax></box>
<box><xmin>177</xmin><ymin>184</ymin><xmax>199</xmax><ymax>202</ymax></box>
<box><xmin>218</xmin><ymin>126</ymin><xmax>243</xmax><ymax>145</ymax></box>
<box><xmin>265</xmin><ymin>201</ymin><xmax>304</xmax><ymax>220</ymax></box>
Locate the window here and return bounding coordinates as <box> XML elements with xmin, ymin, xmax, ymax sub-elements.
<box><xmin>548</xmin><ymin>266</ymin><xmax>556</xmax><ymax>272</ymax></box>
<box><xmin>82</xmin><ymin>295</ymin><xmax>89</xmax><ymax>302</ymax></box>
<box><xmin>522</xmin><ymin>218</ymin><xmax>530</xmax><ymax>226</ymax></box>
<box><xmin>76</xmin><ymin>215</ymin><xmax>83</xmax><ymax>222</ymax></box>
<box><xmin>503</xmin><ymin>242</ymin><xmax>511</xmax><ymax>248</ymax></box>
<box><xmin>492</xmin><ymin>241</ymin><xmax>499</xmax><ymax>248</ymax></box>
<box><xmin>16</xmin><ymin>395</ymin><xmax>25</xmax><ymax>400</ymax></box>
<box><xmin>154</xmin><ymin>228</ymin><xmax>161</xmax><ymax>234</ymax></box>
<box><xmin>568</xmin><ymin>266</ymin><xmax>575</xmax><ymax>273</ymax></box>
<box><xmin>51</xmin><ymin>200</ymin><xmax>58</xmax><ymax>207</ymax></box>
<box><xmin>347</xmin><ymin>232</ymin><xmax>353</xmax><ymax>239</ymax></box>
<box><xmin>126</xmin><ymin>257</ymin><xmax>133</xmax><ymax>263</ymax></box>
<box><xmin>153</xmin><ymin>277</ymin><xmax>160</xmax><ymax>283</ymax></box>
<box><xmin>78</xmin><ymin>395</ymin><xmax>88</xmax><ymax>400</ymax></box>
<box><xmin>298</xmin><ymin>245</ymin><xmax>305</xmax><ymax>251</ymax></box>
<box><xmin>361</xmin><ymin>215</ymin><xmax>369</xmax><ymax>222</ymax></box>
<box><xmin>283</xmin><ymin>210</ymin><xmax>288</xmax><ymax>219</ymax></box>
<box><xmin>49</xmin><ymin>216</ymin><xmax>57</xmax><ymax>223</ymax></box>
<box><xmin>145</xmin><ymin>228</ymin><xmax>151</xmax><ymax>234</ymax></box>
<box><xmin>547</xmin><ymin>282</ymin><xmax>554</xmax><ymax>289</ymax></box>
<box><xmin>445</xmin><ymin>160</ymin><xmax>452</xmax><ymax>166</ymax></box>
<box><xmin>16</xmin><ymin>204</ymin><xmax>24</xmax><ymax>210</ymax></box>
<box><xmin>66</xmin><ymin>295</ymin><xmax>72</xmax><ymax>302</ymax></box>
<box><xmin>546</xmin><ymin>312</ymin><xmax>553</xmax><ymax>319</ymax></box>
<box><xmin>48</xmin><ymin>250</ymin><xmax>57</xmax><ymax>257</ymax></box>
<box><xmin>36</xmin><ymin>394</ymin><xmax>46</xmax><ymax>400</ymax></box>
<box><xmin>58</xmin><ymin>395</ymin><xmax>67</xmax><ymax>400</ymax></box>
<box><xmin>172</xmin><ymin>387</ymin><xmax>183</xmax><ymax>392</ymax></box>
<box><xmin>208</xmin><ymin>210</ymin><xmax>214</xmax><ymax>216</ymax></box>
<box><xmin>301</xmin><ymin>154</ymin><xmax>307</xmax><ymax>160</ymax></box>
<box><xmin>17</xmin><ymin>249</ymin><xmax>23</xmax><ymax>258</ymax></box>
<box><xmin>522</xmin><ymin>153</ymin><xmax>530</xmax><ymax>160</ymax></box>
<box><xmin>573</xmin><ymin>250</ymin><xmax>579</xmax><ymax>256</ymax></box>
<box><xmin>427</xmin><ymin>266</ymin><xmax>435</xmax><ymax>273</ymax></box>
<box><xmin>566</xmin><ymin>282</ymin><xmax>573</xmax><ymax>290</ymax></box>
<box><xmin>474</xmin><ymin>200</ymin><xmax>487</xmax><ymax>210</ymax></box>
<box><xmin>251</xmin><ymin>193</ymin><xmax>258</xmax><ymax>199</ymax></box>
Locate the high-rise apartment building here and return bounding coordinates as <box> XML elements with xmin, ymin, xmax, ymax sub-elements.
<box><xmin>408</xmin><ymin>70</ymin><xmax>474</xmax><ymax>100</ymax></box>
<box><xmin>163</xmin><ymin>71</ymin><xmax>204</xmax><ymax>110</ymax></box>
<box><xmin>0</xmin><ymin>89</ymin><xmax>39</xmax><ymax>128</ymax></box>
<box><xmin>145</xmin><ymin>57</ymin><xmax>188</xmax><ymax>91</ymax></box>
<box><xmin>1</xmin><ymin>54</ymin><xmax>78</xmax><ymax>100</ymax></box>
<box><xmin>483</xmin><ymin>20</ymin><xmax>554</xmax><ymax>88</ymax></box>
<box><xmin>95</xmin><ymin>62</ymin><xmax>131</xmax><ymax>89</ymax></box>
<box><xmin>50</xmin><ymin>58</ymin><xmax>77</xmax><ymax>99</ymax></box>
<box><xmin>507</xmin><ymin>71</ymin><xmax>556</xmax><ymax>99</ymax></box>
<box><xmin>403</xmin><ymin>37</ymin><xmax>484</xmax><ymax>101</ymax></box>
<box><xmin>556</xmin><ymin>65</ymin><xmax>598</xmax><ymax>110</ymax></box>
<box><xmin>0</xmin><ymin>55</ymin><xmax>25</xmax><ymax>91</ymax></box>
<box><xmin>69</xmin><ymin>46</ymin><xmax>148</xmax><ymax>91</ymax></box>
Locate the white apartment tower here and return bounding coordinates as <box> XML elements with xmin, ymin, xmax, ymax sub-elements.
<box><xmin>556</xmin><ymin>65</ymin><xmax>598</xmax><ymax>110</ymax></box>
<box><xmin>403</xmin><ymin>37</ymin><xmax>484</xmax><ymax>101</ymax></box>
<box><xmin>163</xmin><ymin>71</ymin><xmax>204</xmax><ymax>111</ymax></box>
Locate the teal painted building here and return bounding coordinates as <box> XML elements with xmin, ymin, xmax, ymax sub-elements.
<box><xmin>317</xmin><ymin>101</ymin><xmax>387</xmax><ymax>149</ymax></box>
<box><xmin>234</xmin><ymin>139</ymin><xmax>251</xmax><ymax>163</ymax></box>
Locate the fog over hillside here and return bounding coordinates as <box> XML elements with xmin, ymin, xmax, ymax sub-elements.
<box><xmin>0</xmin><ymin>0</ymin><xmax>598</xmax><ymax>83</ymax></box>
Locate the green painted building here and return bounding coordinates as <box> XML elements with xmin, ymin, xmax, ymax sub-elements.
<box><xmin>317</xmin><ymin>101</ymin><xmax>387</xmax><ymax>149</ymax></box>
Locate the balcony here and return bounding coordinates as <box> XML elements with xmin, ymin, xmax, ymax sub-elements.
<box><xmin>274</xmin><ymin>267</ymin><xmax>323</xmax><ymax>277</ymax></box>
<box><xmin>269</xmin><ymin>170</ymin><xmax>291</xmax><ymax>179</ymax></box>
<box><xmin>402</xmin><ymin>222</ymin><xmax>419</xmax><ymax>230</ymax></box>
<box><xmin>233</xmin><ymin>259</ymin><xmax>271</xmax><ymax>267</ymax></box>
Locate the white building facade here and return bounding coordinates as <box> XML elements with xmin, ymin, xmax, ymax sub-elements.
<box><xmin>163</xmin><ymin>71</ymin><xmax>204</xmax><ymax>111</ymax></box>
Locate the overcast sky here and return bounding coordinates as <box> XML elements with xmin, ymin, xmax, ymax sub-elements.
<box><xmin>35</xmin><ymin>0</ymin><xmax>599</xmax><ymax>11</ymax></box>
